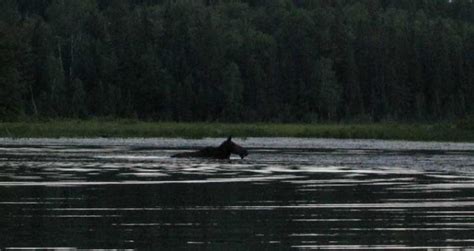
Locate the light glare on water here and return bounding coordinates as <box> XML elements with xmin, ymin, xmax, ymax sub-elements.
<box><xmin>1</xmin><ymin>137</ymin><xmax>474</xmax><ymax>249</ymax></box>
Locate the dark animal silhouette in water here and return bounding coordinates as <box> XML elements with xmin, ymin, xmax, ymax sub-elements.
<box><xmin>172</xmin><ymin>136</ymin><xmax>248</xmax><ymax>159</ymax></box>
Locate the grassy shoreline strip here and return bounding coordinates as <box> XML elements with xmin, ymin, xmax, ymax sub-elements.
<box><xmin>1</xmin><ymin>120</ymin><xmax>473</xmax><ymax>142</ymax></box>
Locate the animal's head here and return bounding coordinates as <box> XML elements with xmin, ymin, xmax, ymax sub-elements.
<box><xmin>220</xmin><ymin>136</ymin><xmax>248</xmax><ymax>159</ymax></box>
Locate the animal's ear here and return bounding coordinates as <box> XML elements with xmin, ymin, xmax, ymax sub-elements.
<box><xmin>227</xmin><ymin>136</ymin><xmax>232</xmax><ymax>141</ymax></box>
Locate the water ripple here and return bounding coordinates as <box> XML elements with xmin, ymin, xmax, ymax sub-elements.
<box><xmin>1</xmin><ymin>138</ymin><xmax>474</xmax><ymax>249</ymax></box>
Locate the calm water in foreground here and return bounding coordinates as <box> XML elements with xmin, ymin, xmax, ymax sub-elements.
<box><xmin>1</xmin><ymin>138</ymin><xmax>474</xmax><ymax>250</ymax></box>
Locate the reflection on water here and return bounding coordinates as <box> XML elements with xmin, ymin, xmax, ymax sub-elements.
<box><xmin>1</xmin><ymin>138</ymin><xmax>474</xmax><ymax>249</ymax></box>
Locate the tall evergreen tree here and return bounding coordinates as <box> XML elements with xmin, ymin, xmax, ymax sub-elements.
<box><xmin>0</xmin><ymin>24</ymin><xmax>22</xmax><ymax>119</ymax></box>
<box><xmin>222</xmin><ymin>62</ymin><xmax>244</xmax><ymax>121</ymax></box>
<box><xmin>317</xmin><ymin>58</ymin><xmax>341</xmax><ymax>120</ymax></box>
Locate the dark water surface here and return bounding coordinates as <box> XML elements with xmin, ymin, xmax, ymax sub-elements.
<box><xmin>1</xmin><ymin>138</ymin><xmax>474</xmax><ymax>250</ymax></box>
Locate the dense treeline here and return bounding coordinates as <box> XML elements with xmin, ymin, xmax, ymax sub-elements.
<box><xmin>1</xmin><ymin>0</ymin><xmax>473</xmax><ymax>122</ymax></box>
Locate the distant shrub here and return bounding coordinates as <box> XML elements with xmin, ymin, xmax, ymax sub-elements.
<box><xmin>456</xmin><ymin>116</ymin><xmax>474</xmax><ymax>130</ymax></box>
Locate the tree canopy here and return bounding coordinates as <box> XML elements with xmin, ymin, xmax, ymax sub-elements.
<box><xmin>1</xmin><ymin>0</ymin><xmax>473</xmax><ymax>122</ymax></box>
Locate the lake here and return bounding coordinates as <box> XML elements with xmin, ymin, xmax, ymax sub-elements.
<box><xmin>1</xmin><ymin>137</ymin><xmax>474</xmax><ymax>250</ymax></box>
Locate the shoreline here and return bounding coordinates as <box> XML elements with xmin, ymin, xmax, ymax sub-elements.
<box><xmin>1</xmin><ymin>120</ymin><xmax>473</xmax><ymax>142</ymax></box>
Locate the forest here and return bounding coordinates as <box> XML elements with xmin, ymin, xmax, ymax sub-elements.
<box><xmin>1</xmin><ymin>0</ymin><xmax>473</xmax><ymax>123</ymax></box>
